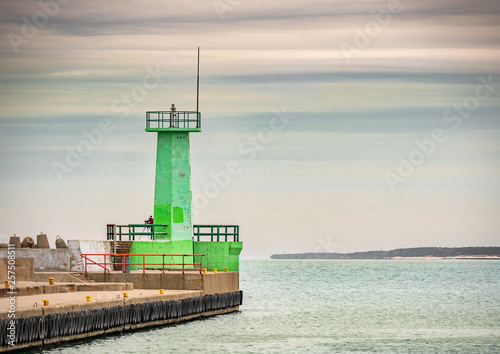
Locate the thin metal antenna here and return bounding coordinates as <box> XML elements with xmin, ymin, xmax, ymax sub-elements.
<box><xmin>196</xmin><ymin>46</ymin><xmax>200</xmax><ymax>113</ymax></box>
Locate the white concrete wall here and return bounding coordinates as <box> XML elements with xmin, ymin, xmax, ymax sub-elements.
<box><xmin>68</xmin><ymin>240</ymin><xmax>113</xmax><ymax>272</ymax></box>
<box><xmin>0</xmin><ymin>249</ymin><xmax>70</xmax><ymax>271</ymax></box>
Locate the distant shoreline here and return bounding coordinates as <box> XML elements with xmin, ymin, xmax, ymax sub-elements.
<box><xmin>270</xmin><ymin>247</ymin><xmax>500</xmax><ymax>260</ymax></box>
<box><xmin>391</xmin><ymin>256</ymin><xmax>500</xmax><ymax>260</ymax></box>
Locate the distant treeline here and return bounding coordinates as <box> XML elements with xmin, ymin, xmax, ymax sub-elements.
<box><xmin>270</xmin><ymin>247</ymin><xmax>500</xmax><ymax>260</ymax></box>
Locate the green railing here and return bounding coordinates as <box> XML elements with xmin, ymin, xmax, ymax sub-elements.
<box><xmin>146</xmin><ymin>111</ymin><xmax>201</xmax><ymax>130</ymax></box>
<box><xmin>107</xmin><ymin>224</ymin><xmax>239</xmax><ymax>242</ymax></box>
<box><xmin>193</xmin><ymin>225</ymin><xmax>239</xmax><ymax>242</ymax></box>
<box><xmin>107</xmin><ymin>224</ymin><xmax>168</xmax><ymax>241</ymax></box>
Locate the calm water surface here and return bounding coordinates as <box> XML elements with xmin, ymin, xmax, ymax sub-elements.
<box><xmin>40</xmin><ymin>259</ymin><xmax>500</xmax><ymax>353</ymax></box>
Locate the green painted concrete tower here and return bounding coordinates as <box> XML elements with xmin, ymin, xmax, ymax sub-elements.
<box><xmin>129</xmin><ymin>106</ymin><xmax>242</xmax><ymax>271</ymax></box>
<box><xmin>146</xmin><ymin>108</ymin><xmax>201</xmax><ymax>253</ymax></box>
<box><xmin>127</xmin><ymin>48</ymin><xmax>242</xmax><ymax>271</ymax></box>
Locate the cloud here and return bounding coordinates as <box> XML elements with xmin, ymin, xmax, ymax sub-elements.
<box><xmin>0</xmin><ymin>0</ymin><xmax>499</xmax><ymax>253</ymax></box>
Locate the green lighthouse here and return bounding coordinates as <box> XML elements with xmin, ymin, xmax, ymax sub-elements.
<box><xmin>146</xmin><ymin>107</ymin><xmax>201</xmax><ymax>254</ymax></box>
<box><xmin>118</xmin><ymin>49</ymin><xmax>242</xmax><ymax>271</ymax></box>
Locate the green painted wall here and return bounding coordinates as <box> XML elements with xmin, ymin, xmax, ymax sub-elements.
<box><xmin>129</xmin><ymin>240</ymin><xmax>194</xmax><ymax>270</ymax></box>
<box><xmin>154</xmin><ymin>131</ymin><xmax>193</xmax><ymax>244</ymax></box>
<box><xmin>194</xmin><ymin>241</ymin><xmax>242</xmax><ymax>271</ymax></box>
<box><xmin>128</xmin><ymin>240</ymin><xmax>242</xmax><ymax>271</ymax></box>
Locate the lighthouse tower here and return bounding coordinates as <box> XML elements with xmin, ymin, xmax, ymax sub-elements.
<box><xmin>145</xmin><ymin>107</ymin><xmax>201</xmax><ymax>254</ymax></box>
<box><xmin>125</xmin><ymin>48</ymin><xmax>241</xmax><ymax>271</ymax></box>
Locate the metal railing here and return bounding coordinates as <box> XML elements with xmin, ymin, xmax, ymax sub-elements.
<box><xmin>107</xmin><ymin>224</ymin><xmax>239</xmax><ymax>242</ymax></box>
<box><xmin>107</xmin><ymin>224</ymin><xmax>168</xmax><ymax>241</ymax></box>
<box><xmin>80</xmin><ymin>253</ymin><xmax>204</xmax><ymax>274</ymax></box>
<box><xmin>146</xmin><ymin>111</ymin><xmax>201</xmax><ymax>130</ymax></box>
<box><xmin>193</xmin><ymin>225</ymin><xmax>239</xmax><ymax>242</ymax></box>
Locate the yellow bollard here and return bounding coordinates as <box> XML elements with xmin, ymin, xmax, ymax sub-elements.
<box><xmin>203</xmin><ymin>268</ymin><xmax>207</xmax><ymax>273</ymax></box>
<box><xmin>4</xmin><ymin>280</ymin><xmax>9</xmax><ymax>288</ymax></box>
<box><xmin>123</xmin><ymin>292</ymin><xmax>128</xmax><ymax>298</ymax></box>
<box><xmin>224</xmin><ymin>268</ymin><xmax>228</xmax><ymax>272</ymax></box>
<box><xmin>48</xmin><ymin>278</ymin><xmax>54</xmax><ymax>285</ymax></box>
<box><xmin>42</xmin><ymin>299</ymin><xmax>49</xmax><ymax>306</ymax></box>
<box><xmin>213</xmin><ymin>268</ymin><xmax>217</xmax><ymax>273</ymax></box>
<box><xmin>86</xmin><ymin>295</ymin><xmax>91</xmax><ymax>302</ymax></box>
<box><xmin>159</xmin><ymin>289</ymin><xmax>164</xmax><ymax>294</ymax></box>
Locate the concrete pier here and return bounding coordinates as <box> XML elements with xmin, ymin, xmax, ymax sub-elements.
<box><xmin>0</xmin><ymin>281</ymin><xmax>242</xmax><ymax>352</ymax></box>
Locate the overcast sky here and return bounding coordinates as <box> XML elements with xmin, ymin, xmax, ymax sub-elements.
<box><xmin>0</xmin><ymin>0</ymin><xmax>499</xmax><ymax>258</ymax></box>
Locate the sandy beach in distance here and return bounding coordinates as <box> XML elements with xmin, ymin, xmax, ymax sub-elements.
<box><xmin>391</xmin><ymin>256</ymin><xmax>500</xmax><ymax>260</ymax></box>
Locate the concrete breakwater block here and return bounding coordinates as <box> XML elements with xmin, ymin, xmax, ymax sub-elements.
<box><xmin>37</xmin><ymin>233</ymin><xmax>50</xmax><ymax>249</ymax></box>
<box><xmin>8</xmin><ymin>236</ymin><xmax>21</xmax><ymax>248</ymax></box>
<box><xmin>21</xmin><ymin>237</ymin><xmax>35</xmax><ymax>248</ymax></box>
<box><xmin>55</xmin><ymin>236</ymin><xmax>67</xmax><ymax>249</ymax></box>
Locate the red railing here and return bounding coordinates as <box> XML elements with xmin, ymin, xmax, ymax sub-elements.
<box><xmin>80</xmin><ymin>254</ymin><xmax>204</xmax><ymax>274</ymax></box>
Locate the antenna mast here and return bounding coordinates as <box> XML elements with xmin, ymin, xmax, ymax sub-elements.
<box><xmin>196</xmin><ymin>46</ymin><xmax>200</xmax><ymax>113</ymax></box>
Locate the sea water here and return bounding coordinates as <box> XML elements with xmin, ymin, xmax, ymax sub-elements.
<box><xmin>40</xmin><ymin>259</ymin><xmax>500</xmax><ymax>353</ymax></box>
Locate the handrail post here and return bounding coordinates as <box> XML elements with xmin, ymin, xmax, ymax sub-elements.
<box><xmin>162</xmin><ymin>254</ymin><xmax>165</xmax><ymax>273</ymax></box>
<box><xmin>182</xmin><ymin>255</ymin><xmax>185</xmax><ymax>274</ymax></box>
<box><xmin>143</xmin><ymin>254</ymin><xmax>146</xmax><ymax>274</ymax></box>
